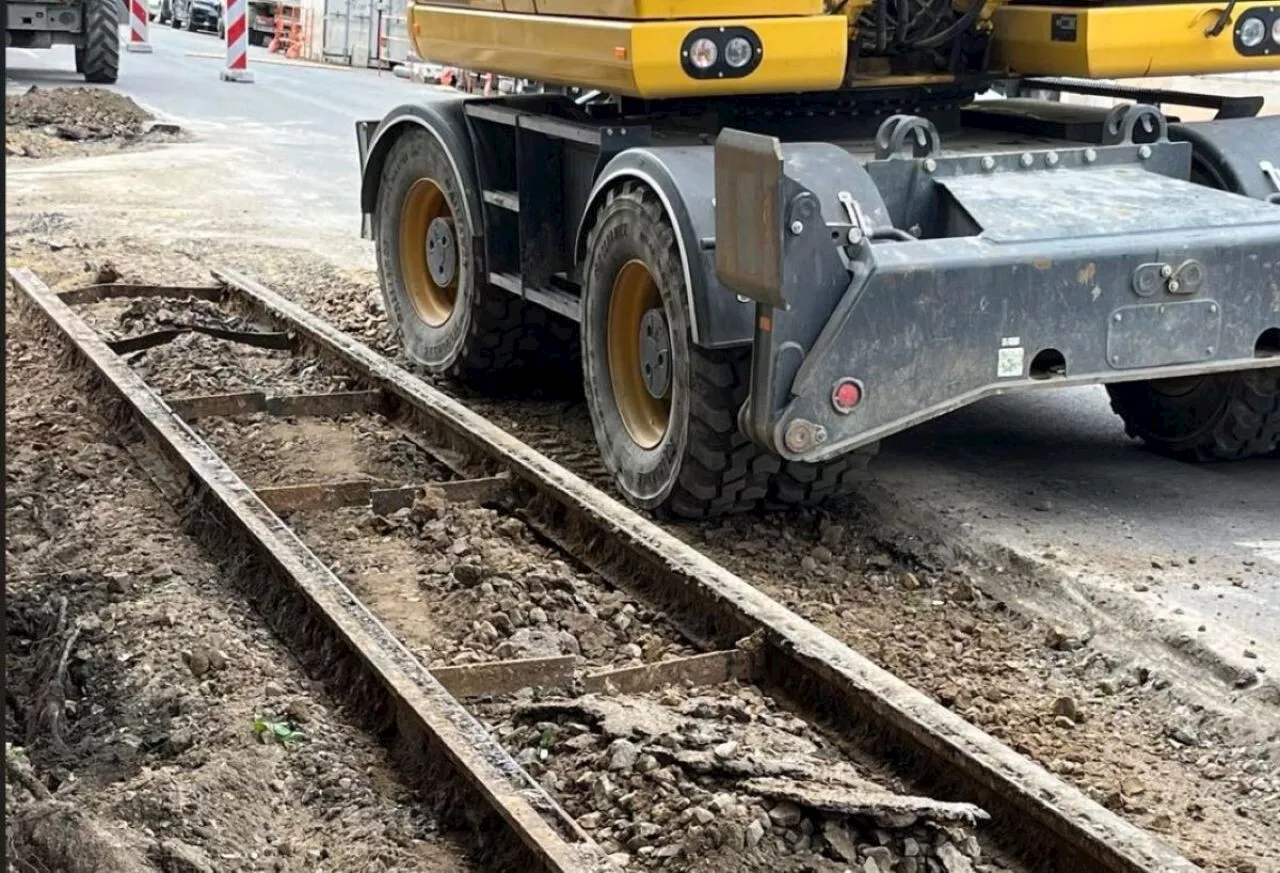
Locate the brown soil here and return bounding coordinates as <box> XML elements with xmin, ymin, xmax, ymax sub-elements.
<box><xmin>5</xmin><ymin>86</ymin><xmax>179</xmax><ymax>159</ymax></box>
<box><xmin>5</xmin><ymin>281</ymin><xmax>477</xmax><ymax>872</ymax></box>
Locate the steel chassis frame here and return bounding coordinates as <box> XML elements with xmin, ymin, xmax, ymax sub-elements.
<box><xmin>357</xmin><ymin>82</ymin><xmax>1280</xmax><ymax>464</ymax></box>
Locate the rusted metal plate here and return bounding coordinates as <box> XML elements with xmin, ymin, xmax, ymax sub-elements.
<box><xmin>8</xmin><ymin>267</ymin><xmax>615</xmax><ymax>873</ymax></box>
<box><xmin>257</xmin><ymin>480</ymin><xmax>380</xmax><ymax>513</ymax></box>
<box><xmin>432</xmin><ymin>656</ymin><xmax>577</xmax><ymax>698</ymax></box>
<box><xmin>370</xmin><ymin>476</ymin><xmax>511</xmax><ymax>515</ymax></box>
<box><xmin>57</xmin><ymin>283</ymin><xmax>225</xmax><ymax>306</ymax></box>
<box><xmin>582</xmin><ymin>650</ymin><xmax>754</xmax><ymax>696</ymax></box>
<box><xmin>714</xmin><ymin>128</ymin><xmax>786</xmax><ymax>308</ymax></box>
<box><xmin>107</xmin><ymin>325</ymin><xmax>292</xmax><ymax>354</ymax></box>
<box><xmin>168</xmin><ymin>390</ymin><xmax>385</xmax><ymax>420</ymax></box>
<box><xmin>207</xmin><ymin>266</ymin><xmax>1199</xmax><ymax>873</ymax></box>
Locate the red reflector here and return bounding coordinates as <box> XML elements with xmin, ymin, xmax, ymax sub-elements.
<box><xmin>832</xmin><ymin>379</ymin><xmax>862</xmax><ymax>413</ymax></box>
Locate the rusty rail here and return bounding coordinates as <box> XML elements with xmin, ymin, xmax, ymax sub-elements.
<box><xmin>8</xmin><ymin>267</ymin><xmax>615</xmax><ymax>873</ymax></box>
<box><xmin>9</xmin><ymin>263</ymin><xmax>1202</xmax><ymax>873</ymax></box>
<box><xmin>208</xmin><ymin>266</ymin><xmax>1200</xmax><ymax>873</ymax></box>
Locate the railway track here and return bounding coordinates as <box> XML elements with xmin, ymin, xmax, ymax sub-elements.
<box><xmin>8</xmin><ymin>265</ymin><xmax>1201</xmax><ymax>873</ymax></box>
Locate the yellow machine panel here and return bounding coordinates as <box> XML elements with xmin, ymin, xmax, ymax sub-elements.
<box><xmin>529</xmin><ymin>1</ymin><xmax>825</xmax><ymax>18</ymax></box>
<box><xmin>993</xmin><ymin>3</ymin><xmax>1280</xmax><ymax>77</ymax></box>
<box><xmin>427</xmin><ymin>0</ymin><xmax>824</xmax><ymax>18</ymax></box>
<box><xmin>410</xmin><ymin>5</ymin><xmax>848</xmax><ymax>98</ymax></box>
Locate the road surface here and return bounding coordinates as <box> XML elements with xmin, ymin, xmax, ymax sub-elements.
<box><xmin>6</xmin><ymin>29</ymin><xmax>1278</xmax><ymax>693</ymax></box>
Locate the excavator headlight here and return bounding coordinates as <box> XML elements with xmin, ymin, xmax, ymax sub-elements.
<box><xmin>1236</xmin><ymin>14</ymin><xmax>1267</xmax><ymax>49</ymax></box>
<box><xmin>1272</xmin><ymin>16</ymin><xmax>1280</xmax><ymax>44</ymax></box>
<box><xmin>688</xmin><ymin>37</ymin><xmax>719</xmax><ymax>70</ymax></box>
<box><xmin>724</xmin><ymin>36</ymin><xmax>754</xmax><ymax>68</ymax></box>
<box><xmin>681</xmin><ymin>27</ymin><xmax>763</xmax><ymax>80</ymax></box>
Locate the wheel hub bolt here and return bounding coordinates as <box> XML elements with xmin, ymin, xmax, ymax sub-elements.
<box><xmin>638</xmin><ymin>307</ymin><xmax>672</xmax><ymax>400</ymax></box>
<box><xmin>426</xmin><ymin>216</ymin><xmax>457</xmax><ymax>287</ymax></box>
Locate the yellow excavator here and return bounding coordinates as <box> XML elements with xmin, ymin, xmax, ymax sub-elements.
<box><xmin>356</xmin><ymin>0</ymin><xmax>1280</xmax><ymax>518</ymax></box>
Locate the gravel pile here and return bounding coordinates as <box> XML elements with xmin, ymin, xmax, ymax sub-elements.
<box><xmin>481</xmin><ymin>685</ymin><xmax>994</xmax><ymax>872</ymax></box>
<box><xmin>296</xmin><ymin>495</ymin><xmax>697</xmax><ymax>671</ymax></box>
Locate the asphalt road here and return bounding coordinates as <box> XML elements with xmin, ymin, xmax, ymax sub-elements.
<box><xmin>6</xmin><ymin>29</ymin><xmax>1279</xmax><ymax>683</ymax></box>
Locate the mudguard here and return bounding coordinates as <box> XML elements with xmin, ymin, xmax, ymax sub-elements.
<box><xmin>577</xmin><ymin>145</ymin><xmax>890</xmax><ymax>349</ymax></box>
<box><xmin>1170</xmin><ymin>115</ymin><xmax>1280</xmax><ymax>202</ymax></box>
<box><xmin>357</xmin><ymin>97</ymin><xmax>483</xmax><ymax>244</ymax></box>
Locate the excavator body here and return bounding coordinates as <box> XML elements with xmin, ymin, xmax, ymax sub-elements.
<box><xmin>357</xmin><ymin>0</ymin><xmax>1280</xmax><ymax>517</ymax></box>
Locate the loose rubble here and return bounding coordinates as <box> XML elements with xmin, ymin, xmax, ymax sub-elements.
<box><xmin>478</xmin><ymin>685</ymin><xmax>996</xmax><ymax>872</ymax></box>
<box><xmin>6</xmin><ymin>86</ymin><xmax>178</xmax><ymax>159</ymax></box>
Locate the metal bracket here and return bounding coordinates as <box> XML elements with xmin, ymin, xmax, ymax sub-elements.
<box><xmin>1262</xmin><ymin>160</ymin><xmax>1280</xmax><ymax>205</ymax></box>
<box><xmin>873</xmin><ymin>115</ymin><xmax>942</xmax><ymax>160</ymax></box>
<box><xmin>714</xmin><ymin>128</ymin><xmax>786</xmax><ymax>309</ymax></box>
<box><xmin>1100</xmin><ymin>103</ymin><xmax>1169</xmax><ymax>146</ymax></box>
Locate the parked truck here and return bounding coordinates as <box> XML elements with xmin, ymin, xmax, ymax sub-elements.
<box><xmin>6</xmin><ymin>0</ymin><xmax>119</xmax><ymax>83</ymax></box>
<box><xmin>357</xmin><ymin>1</ymin><xmax>1280</xmax><ymax>519</ymax></box>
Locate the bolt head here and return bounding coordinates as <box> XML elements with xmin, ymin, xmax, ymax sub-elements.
<box><xmin>1046</xmin><ymin>152</ymin><xmax>1059</xmax><ymax>167</ymax></box>
<box><xmin>1084</xmin><ymin>149</ymin><xmax>1098</xmax><ymax>163</ymax></box>
<box><xmin>783</xmin><ymin>420</ymin><xmax>814</xmax><ymax>453</ymax></box>
<box><xmin>1138</xmin><ymin>145</ymin><xmax>1152</xmax><ymax>160</ymax></box>
<box><xmin>1113</xmin><ymin>313</ymin><xmax>1123</xmax><ymax>323</ymax></box>
<box><xmin>1020</xmin><ymin>153</ymin><xmax>1034</xmax><ymax>168</ymax></box>
<box><xmin>981</xmin><ymin>156</ymin><xmax>996</xmax><ymax>171</ymax></box>
<box><xmin>924</xmin><ymin>158</ymin><xmax>937</xmax><ymax>173</ymax></box>
<box><xmin>1159</xmin><ymin>264</ymin><xmax>1173</xmax><ymax>278</ymax></box>
<box><xmin>1168</xmin><ymin>279</ymin><xmax>1180</xmax><ymax>293</ymax></box>
<box><xmin>789</xmin><ymin>220</ymin><xmax>804</xmax><ymax>235</ymax></box>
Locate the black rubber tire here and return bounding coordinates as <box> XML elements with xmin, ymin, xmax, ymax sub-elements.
<box><xmin>1107</xmin><ymin>369</ymin><xmax>1280</xmax><ymax>461</ymax></box>
<box><xmin>374</xmin><ymin>127</ymin><xmax>576</xmax><ymax>392</ymax></box>
<box><xmin>581</xmin><ymin>182</ymin><xmax>875</xmax><ymax>518</ymax></box>
<box><xmin>74</xmin><ymin>47</ymin><xmax>86</xmax><ymax>73</ymax></box>
<box><xmin>81</xmin><ymin>0</ymin><xmax>120</xmax><ymax>84</ymax></box>
<box><xmin>248</xmin><ymin>29</ymin><xmax>265</xmax><ymax>46</ymax></box>
<box><xmin>184</xmin><ymin>12</ymin><xmax>195</xmax><ymax>30</ymax></box>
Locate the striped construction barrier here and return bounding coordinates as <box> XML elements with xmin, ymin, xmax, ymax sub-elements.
<box><xmin>219</xmin><ymin>0</ymin><xmax>254</xmax><ymax>82</ymax></box>
<box><xmin>125</xmin><ymin>0</ymin><xmax>152</xmax><ymax>53</ymax></box>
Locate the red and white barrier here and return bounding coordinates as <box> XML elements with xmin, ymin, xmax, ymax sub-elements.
<box><xmin>125</xmin><ymin>0</ymin><xmax>152</xmax><ymax>53</ymax></box>
<box><xmin>219</xmin><ymin>0</ymin><xmax>254</xmax><ymax>83</ymax></box>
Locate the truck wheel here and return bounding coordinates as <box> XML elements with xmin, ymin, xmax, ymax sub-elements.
<box><xmin>1107</xmin><ymin>369</ymin><xmax>1280</xmax><ymax>461</ymax></box>
<box><xmin>581</xmin><ymin>183</ymin><xmax>772</xmax><ymax>516</ymax></box>
<box><xmin>81</xmin><ymin>0</ymin><xmax>120</xmax><ymax>84</ymax></box>
<box><xmin>184</xmin><ymin>13</ymin><xmax>195</xmax><ymax>30</ymax></box>
<box><xmin>375</xmin><ymin>127</ymin><xmax>567</xmax><ymax>390</ymax></box>
<box><xmin>74</xmin><ymin>47</ymin><xmax>86</xmax><ymax>73</ymax></box>
<box><xmin>581</xmin><ymin>182</ymin><xmax>877</xmax><ymax>518</ymax></box>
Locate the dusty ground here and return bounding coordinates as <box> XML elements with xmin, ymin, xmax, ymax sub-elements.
<box><xmin>6</xmin><ymin>86</ymin><xmax>1278</xmax><ymax>873</ymax></box>
<box><xmin>4</xmin><ymin>284</ymin><xmax>480</xmax><ymax>872</ymax></box>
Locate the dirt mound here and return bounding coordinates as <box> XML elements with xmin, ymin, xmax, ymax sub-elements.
<box><xmin>6</xmin><ymin>86</ymin><xmax>152</xmax><ymax>139</ymax></box>
<box><xmin>5</xmin><ymin>87</ymin><xmax>175</xmax><ymax>159</ymax></box>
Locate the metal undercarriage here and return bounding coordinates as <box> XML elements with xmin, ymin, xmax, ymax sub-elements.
<box><xmin>358</xmin><ymin>82</ymin><xmax>1280</xmax><ymax>468</ymax></box>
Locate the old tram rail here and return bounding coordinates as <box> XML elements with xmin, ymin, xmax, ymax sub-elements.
<box><xmin>8</xmin><ymin>265</ymin><xmax>1201</xmax><ymax>873</ymax></box>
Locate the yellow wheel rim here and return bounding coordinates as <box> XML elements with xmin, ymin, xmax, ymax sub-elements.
<box><xmin>607</xmin><ymin>260</ymin><xmax>671</xmax><ymax>450</ymax></box>
<box><xmin>398</xmin><ymin>178</ymin><xmax>458</xmax><ymax>327</ymax></box>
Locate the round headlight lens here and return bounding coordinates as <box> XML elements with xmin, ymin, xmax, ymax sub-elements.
<box><xmin>688</xmin><ymin>37</ymin><xmax>718</xmax><ymax>70</ymax></box>
<box><xmin>724</xmin><ymin>36</ymin><xmax>754</xmax><ymax>68</ymax></box>
<box><xmin>1271</xmin><ymin>16</ymin><xmax>1280</xmax><ymax>44</ymax></box>
<box><xmin>1238</xmin><ymin>15</ymin><xmax>1266</xmax><ymax>47</ymax></box>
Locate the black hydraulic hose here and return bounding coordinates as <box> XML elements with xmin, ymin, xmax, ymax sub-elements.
<box><xmin>913</xmin><ymin>0</ymin><xmax>986</xmax><ymax>50</ymax></box>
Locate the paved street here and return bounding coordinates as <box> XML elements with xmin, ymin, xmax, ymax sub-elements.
<box><xmin>6</xmin><ymin>28</ymin><xmax>1278</xmax><ymax>689</ymax></box>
